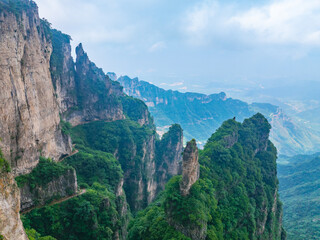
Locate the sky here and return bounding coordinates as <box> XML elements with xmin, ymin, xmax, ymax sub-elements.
<box><xmin>35</xmin><ymin>0</ymin><xmax>320</xmax><ymax>98</ymax></box>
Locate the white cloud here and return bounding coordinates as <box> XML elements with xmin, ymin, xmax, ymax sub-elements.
<box><xmin>149</xmin><ymin>41</ymin><xmax>166</xmax><ymax>52</ymax></box>
<box><xmin>182</xmin><ymin>0</ymin><xmax>320</xmax><ymax>47</ymax></box>
<box><xmin>181</xmin><ymin>1</ymin><xmax>222</xmax><ymax>45</ymax></box>
<box><xmin>160</xmin><ymin>82</ymin><xmax>184</xmax><ymax>87</ymax></box>
<box><xmin>230</xmin><ymin>0</ymin><xmax>320</xmax><ymax>45</ymax></box>
<box><xmin>35</xmin><ymin>0</ymin><xmax>138</xmax><ymax>45</ymax></box>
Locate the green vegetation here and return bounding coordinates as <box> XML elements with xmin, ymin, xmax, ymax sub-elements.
<box><xmin>278</xmin><ymin>153</ymin><xmax>320</xmax><ymax>239</ymax></box>
<box><xmin>155</xmin><ymin>124</ymin><xmax>183</xmax><ymax>186</ymax></box>
<box><xmin>118</xmin><ymin>76</ymin><xmax>253</xmax><ymax>147</ymax></box>
<box><xmin>0</xmin><ymin>0</ymin><xmax>36</xmax><ymax>18</ymax></box>
<box><xmin>69</xmin><ymin>119</ymin><xmax>154</xmax><ymax>210</ymax></box>
<box><xmin>128</xmin><ymin>191</ymin><xmax>191</xmax><ymax>240</ymax></box>
<box><xmin>129</xmin><ymin>114</ymin><xmax>285</xmax><ymax>239</ymax></box>
<box><xmin>156</xmin><ymin>123</ymin><xmax>182</xmax><ymax>159</ymax></box>
<box><xmin>60</xmin><ymin>118</ymin><xmax>72</xmax><ymax>135</ymax></box>
<box><xmin>25</xmin><ymin>228</ymin><xmax>56</xmax><ymax>240</ymax></box>
<box><xmin>0</xmin><ymin>149</ymin><xmax>11</xmax><ymax>174</ymax></box>
<box><xmin>121</xmin><ymin>96</ymin><xmax>153</xmax><ymax>126</ymax></box>
<box><xmin>15</xmin><ymin>157</ymin><xmax>73</xmax><ymax>189</ymax></box>
<box><xmin>65</xmin><ymin>147</ymin><xmax>122</xmax><ymax>192</ymax></box>
<box><xmin>164</xmin><ymin>176</ymin><xmax>216</xmax><ymax>228</ymax></box>
<box><xmin>21</xmin><ymin>120</ymin><xmax>135</xmax><ymax>240</ymax></box>
<box><xmin>22</xmin><ymin>183</ymin><xmax>124</xmax><ymax>240</ymax></box>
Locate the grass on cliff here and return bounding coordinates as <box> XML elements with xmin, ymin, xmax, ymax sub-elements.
<box><xmin>22</xmin><ymin>182</ymin><xmax>125</xmax><ymax>240</ymax></box>
<box><xmin>69</xmin><ymin>119</ymin><xmax>155</xmax><ymax>211</ymax></box>
<box><xmin>15</xmin><ymin>157</ymin><xmax>73</xmax><ymax>189</ymax></box>
<box><xmin>0</xmin><ymin>149</ymin><xmax>11</xmax><ymax>174</ymax></box>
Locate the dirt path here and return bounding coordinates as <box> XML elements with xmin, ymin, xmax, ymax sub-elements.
<box><xmin>59</xmin><ymin>149</ymin><xmax>79</xmax><ymax>162</ymax></box>
<box><xmin>21</xmin><ymin>189</ymin><xmax>86</xmax><ymax>214</ymax></box>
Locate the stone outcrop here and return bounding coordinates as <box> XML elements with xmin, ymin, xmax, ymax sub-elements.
<box><xmin>0</xmin><ymin>1</ymin><xmax>72</xmax><ymax>175</ymax></box>
<box><xmin>0</xmin><ymin>172</ymin><xmax>28</xmax><ymax>240</ymax></box>
<box><xmin>156</xmin><ymin>124</ymin><xmax>183</xmax><ymax>192</ymax></box>
<box><xmin>63</xmin><ymin>43</ymin><xmax>125</xmax><ymax>126</ymax></box>
<box><xmin>114</xmin><ymin>178</ymin><xmax>129</xmax><ymax>240</ymax></box>
<box><xmin>19</xmin><ymin>168</ymin><xmax>78</xmax><ymax>212</ymax></box>
<box><xmin>180</xmin><ymin>139</ymin><xmax>199</xmax><ymax>196</ymax></box>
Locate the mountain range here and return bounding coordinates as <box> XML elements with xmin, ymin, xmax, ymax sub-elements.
<box><xmin>117</xmin><ymin>75</ymin><xmax>320</xmax><ymax>156</ymax></box>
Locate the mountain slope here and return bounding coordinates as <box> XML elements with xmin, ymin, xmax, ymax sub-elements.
<box><xmin>278</xmin><ymin>153</ymin><xmax>320</xmax><ymax>240</ymax></box>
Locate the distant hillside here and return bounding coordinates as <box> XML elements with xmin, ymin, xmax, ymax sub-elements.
<box><xmin>278</xmin><ymin>153</ymin><xmax>320</xmax><ymax>239</ymax></box>
<box><xmin>117</xmin><ymin>75</ymin><xmax>320</xmax><ymax>156</ymax></box>
<box><xmin>250</xmin><ymin>103</ymin><xmax>320</xmax><ymax>156</ymax></box>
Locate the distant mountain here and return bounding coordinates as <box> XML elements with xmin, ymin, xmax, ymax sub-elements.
<box><xmin>250</xmin><ymin>103</ymin><xmax>320</xmax><ymax>156</ymax></box>
<box><xmin>117</xmin><ymin>75</ymin><xmax>320</xmax><ymax>156</ymax></box>
<box><xmin>278</xmin><ymin>153</ymin><xmax>320</xmax><ymax>239</ymax></box>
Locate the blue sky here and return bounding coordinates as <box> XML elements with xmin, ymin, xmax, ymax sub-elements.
<box><xmin>35</xmin><ymin>0</ymin><xmax>320</xmax><ymax>97</ymax></box>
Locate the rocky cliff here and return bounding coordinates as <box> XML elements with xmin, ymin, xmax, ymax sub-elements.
<box><xmin>0</xmin><ymin>172</ymin><xmax>28</xmax><ymax>240</ymax></box>
<box><xmin>0</xmin><ymin>0</ymin><xmax>72</xmax><ymax>176</ymax></box>
<box><xmin>156</xmin><ymin>124</ymin><xmax>183</xmax><ymax>193</ymax></box>
<box><xmin>62</xmin><ymin>43</ymin><xmax>125</xmax><ymax>126</ymax></box>
<box><xmin>50</xmin><ymin>29</ymin><xmax>77</xmax><ymax>113</ymax></box>
<box><xmin>180</xmin><ymin>139</ymin><xmax>199</xmax><ymax>196</ymax></box>
<box><xmin>0</xmin><ymin>150</ymin><xmax>27</xmax><ymax>240</ymax></box>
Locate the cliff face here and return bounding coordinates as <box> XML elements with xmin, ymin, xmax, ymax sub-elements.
<box><xmin>0</xmin><ymin>172</ymin><xmax>27</xmax><ymax>240</ymax></box>
<box><xmin>121</xmin><ymin>132</ymin><xmax>157</xmax><ymax>211</ymax></box>
<box><xmin>62</xmin><ymin>43</ymin><xmax>125</xmax><ymax>126</ymax></box>
<box><xmin>180</xmin><ymin>139</ymin><xmax>199</xmax><ymax>196</ymax></box>
<box><xmin>20</xmin><ymin>168</ymin><xmax>77</xmax><ymax>211</ymax></box>
<box><xmin>0</xmin><ymin>1</ymin><xmax>72</xmax><ymax>175</ymax></box>
<box><xmin>156</xmin><ymin>124</ymin><xmax>183</xmax><ymax>192</ymax></box>
<box><xmin>50</xmin><ymin>29</ymin><xmax>77</xmax><ymax>113</ymax></box>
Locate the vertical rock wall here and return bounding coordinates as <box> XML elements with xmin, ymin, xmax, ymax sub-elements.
<box><xmin>0</xmin><ymin>2</ymin><xmax>72</xmax><ymax>175</ymax></box>
<box><xmin>180</xmin><ymin>139</ymin><xmax>199</xmax><ymax>196</ymax></box>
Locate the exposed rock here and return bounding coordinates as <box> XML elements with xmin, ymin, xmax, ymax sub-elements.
<box><xmin>107</xmin><ymin>72</ymin><xmax>118</xmax><ymax>81</ymax></box>
<box><xmin>120</xmin><ymin>133</ymin><xmax>157</xmax><ymax>211</ymax></box>
<box><xmin>63</xmin><ymin>43</ymin><xmax>125</xmax><ymax>125</ymax></box>
<box><xmin>156</xmin><ymin>124</ymin><xmax>183</xmax><ymax>192</ymax></box>
<box><xmin>0</xmin><ymin>172</ymin><xmax>28</xmax><ymax>240</ymax></box>
<box><xmin>19</xmin><ymin>168</ymin><xmax>78</xmax><ymax>211</ymax></box>
<box><xmin>114</xmin><ymin>178</ymin><xmax>129</xmax><ymax>240</ymax></box>
<box><xmin>180</xmin><ymin>139</ymin><xmax>199</xmax><ymax>196</ymax></box>
<box><xmin>50</xmin><ymin>29</ymin><xmax>77</xmax><ymax>113</ymax></box>
<box><xmin>0</xmin><ymin>1</ymin><xmax>72</xmax><ymax>175</ymax></box>
<box><xmin>224</xmin><ymin>130</ymin><xmax>239</xmax><ymax>148</ymax></box>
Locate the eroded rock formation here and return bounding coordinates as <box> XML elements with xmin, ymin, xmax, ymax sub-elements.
<box><xmin>180</xmin><ymin>139</ymin><xmax>199</xmax><ymax>196</ymax></box>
